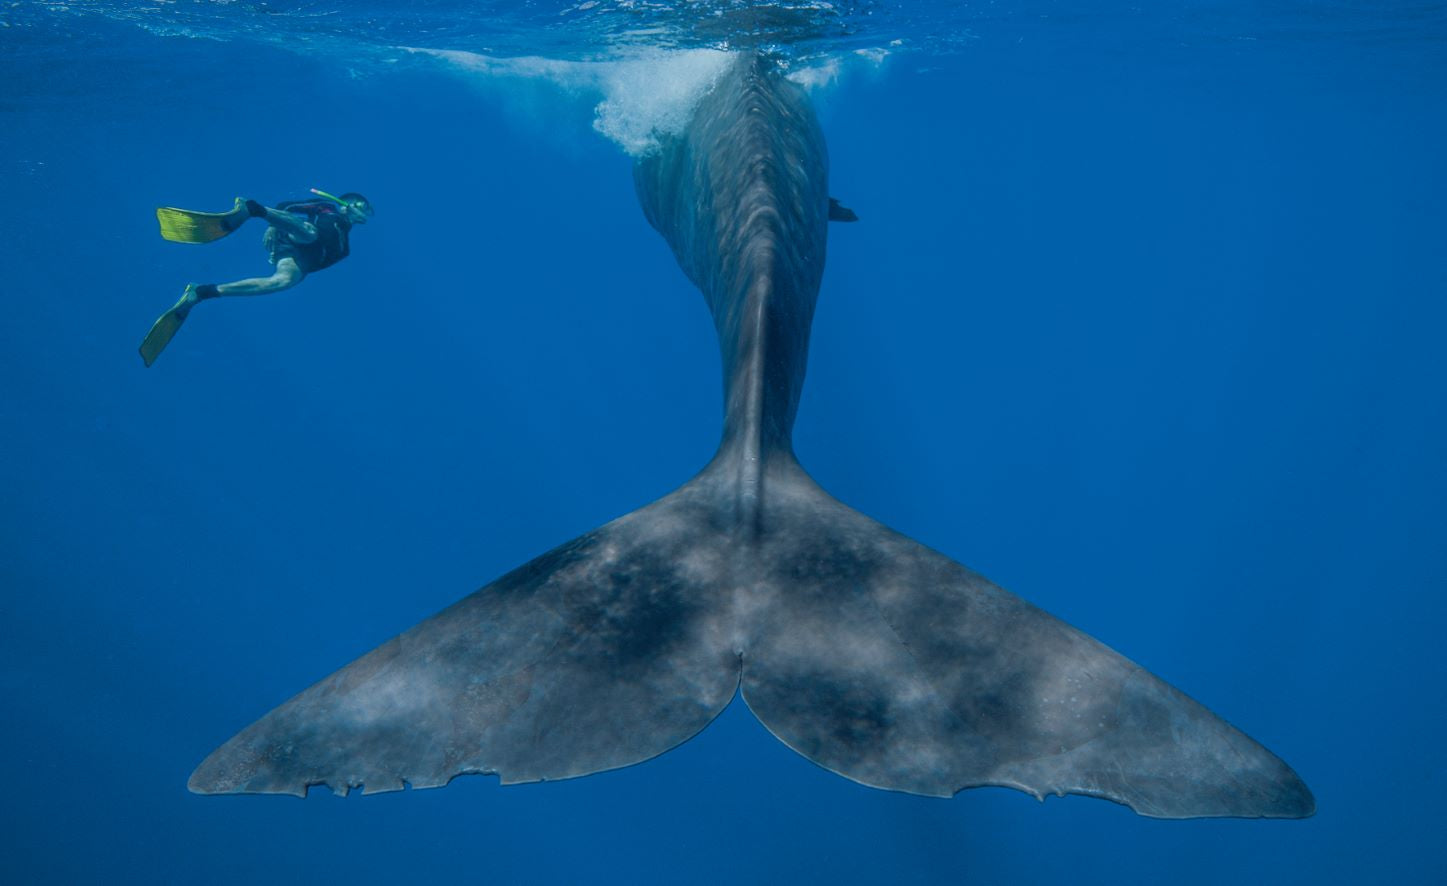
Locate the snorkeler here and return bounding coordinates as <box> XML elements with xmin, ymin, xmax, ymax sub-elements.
<box><xmin>139</xmin><ymin>190</ymin><xmax>374</xmax><ymax>367</ymax></box>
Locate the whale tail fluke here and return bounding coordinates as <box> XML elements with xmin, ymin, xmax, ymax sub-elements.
<box><xmin>190</xmin><ymin>461</ymin><xmax>1312</xmax><ymax>818</ymax></box>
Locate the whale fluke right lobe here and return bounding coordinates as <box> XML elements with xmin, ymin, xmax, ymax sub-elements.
<box><xmin>739</xmin><ymin>465</ymin><xmax>1313</xmax><ymax>819</ymax></box>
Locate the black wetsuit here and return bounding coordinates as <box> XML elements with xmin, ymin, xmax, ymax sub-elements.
<box><xmin>263</xmin><ymin>200</ymin><xmax>352</xmax><ymax>274</ymax></box>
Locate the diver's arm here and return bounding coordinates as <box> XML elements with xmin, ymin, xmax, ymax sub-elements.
<box><xmin>243</xmin><ymin>199</ymin><xmax>318</xmax><ymax>243</ymax></box>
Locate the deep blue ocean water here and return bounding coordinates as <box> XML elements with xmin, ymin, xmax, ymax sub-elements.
<box><xmin>3</xmin><ymin>2</ymin><xmax>1445</xmax><ymax>883</ymax></box>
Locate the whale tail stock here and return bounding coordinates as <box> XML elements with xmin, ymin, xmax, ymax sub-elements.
<box><xmin>189</xmin><ymin>453</ymin><xmax>1313</xmax><ymax>820</ymax></box>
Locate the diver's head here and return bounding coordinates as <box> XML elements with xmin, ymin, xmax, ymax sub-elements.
<box><xmin>339</xmin><ymin>192</ymin><xmax>374</xmax><ymax>224</ymax></box>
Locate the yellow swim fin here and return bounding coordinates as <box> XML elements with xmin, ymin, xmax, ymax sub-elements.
<box><xmin>139</xmin><ymin>285</ymin><xmax>199</xmax><ymax>367</ymax></box>
<box><xmin>155</xmin><ymin>197</ymin><xmax>247</xmax><ymax>244</ymax></box>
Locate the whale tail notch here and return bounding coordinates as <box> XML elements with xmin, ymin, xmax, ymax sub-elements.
<box><xmin>190</xmin><ymin>459</ymin><xmax>1313</xmax><ymax>819</ymax></box>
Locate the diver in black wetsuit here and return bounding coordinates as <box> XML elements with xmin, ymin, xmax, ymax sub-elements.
<box><xmin>139</xmin><ymin>191</ymin><xmax>374</xmax><ymax>367</ymax></box>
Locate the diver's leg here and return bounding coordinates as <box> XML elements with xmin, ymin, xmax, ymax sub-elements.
<box><xmin>197</xmin><ymin>258</ymin><xmax>305</xmax><ymax>299</ymax></box>
<box><xmin>141</xmin><ymin>260</ymin><xmax>305</xmax><ymax>366</ymax></box>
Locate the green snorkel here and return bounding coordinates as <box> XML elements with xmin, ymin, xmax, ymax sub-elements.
<box><xmin>311</xmin><ymin>188</ymin><xmax>373</xmax><ymax>222</ymax></box>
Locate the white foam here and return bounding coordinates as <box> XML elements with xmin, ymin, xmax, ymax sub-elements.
<box><xmin>786</xmin><ymin>57</ymin><xmax>843</xmax><ymax>90</ymax></box>
<box><xmin>591</xmin><ymin>50</ymin><xmax>735</xmax><ymax>155</ymax></box>
<box><xmin>786</xmin><ymin>45</ymin><xmax>894</xmax><ymax>91</ymax></box>
<box><xmin>404</xmin><ymin>47</ymin><xmax>734</xmax><ymax>156</ymax></box>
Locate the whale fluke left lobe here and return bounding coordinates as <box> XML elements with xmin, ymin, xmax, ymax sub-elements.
<box><xmin>188</xmin><ymin>483</ymin><xmax>739</xmax><ymax>796</ymax></box>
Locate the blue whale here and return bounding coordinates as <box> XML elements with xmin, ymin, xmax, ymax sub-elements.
<box><xmin>190</xmin><ymin>53</ymin><xmax>1313</xmax><ymax>819</ymax></box>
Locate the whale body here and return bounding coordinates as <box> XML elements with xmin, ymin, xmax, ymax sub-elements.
<box><xmin>190</xmin><ymin>53</ymin><xmax>1313</xmax><ymax>819</ymax></box>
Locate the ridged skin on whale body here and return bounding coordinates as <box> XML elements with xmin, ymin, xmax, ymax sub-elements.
<box><xmin>189</xmin><ymin>53</ymin><xmax>1313</xmax><ymax>820</ymax></box>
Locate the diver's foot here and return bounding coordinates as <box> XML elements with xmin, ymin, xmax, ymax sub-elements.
<box><xmin>174</xmin><ymin>283</ymin><xmax>200</xmax><ymax>317</ymax></box>
<box><xmin>227</xmin><ymin>197</ymin><xmax>252</xmax><ymax>226</ymax></box>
